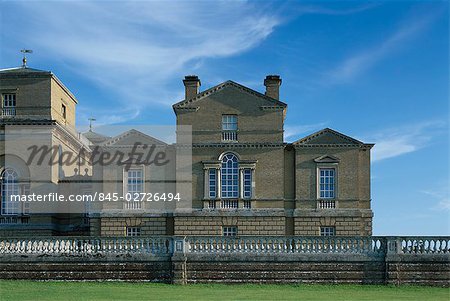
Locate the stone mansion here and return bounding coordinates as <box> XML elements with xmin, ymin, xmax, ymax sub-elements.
<box><xmin>0</xmin><ymin>63</ymin><xmax>374</xmax><ymax>237</ymax></box>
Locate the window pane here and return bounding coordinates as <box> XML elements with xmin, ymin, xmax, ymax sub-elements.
<box><xmin>221</xmin><ymin>153</ymin><xmax>239</xmax><ymax>198</ymax></box>
<box><xmin>318</xmin><ymin>168</ymin><xmax>335</xmax><ymax>199</ymax></box>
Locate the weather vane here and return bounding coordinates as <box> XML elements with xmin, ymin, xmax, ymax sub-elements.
<box><xmin>20</xmin><ymin>49</ymin><xmax>33</xmax><ymax>67</ymax></box>
<box><xmin>88</xmin><ymin>117</ymin><xmax>96</xmax><ymax>131</ymax></box>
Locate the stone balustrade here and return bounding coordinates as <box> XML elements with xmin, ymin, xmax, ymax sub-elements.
<box><xmin>0</xmin><ymin>237</ymin><xmax>172</xmax><ymax>255</ymax></box>
<box><xmin>1</xmin><ymin>236</ymin><xmax>448</xmax><ymax>256</ymax></box>
<box><xmin>0</xmin><ymin>235</ymin><xmax>449</xmax><ymax>285</ymax></box>
<box><xmin>394</xmin><ymin>236</ymin><xmax>450</xmax><ymax>254</ymax></box>
<box><xmin>185</xmin><ymin>236</ymin><xmax>386</xmax><ymax>254</ymax></box>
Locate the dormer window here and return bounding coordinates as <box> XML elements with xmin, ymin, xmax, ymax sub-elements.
<box><xmin>2</xmin><ymin>94</ymin><xmax>16</xmax><ymax>116</ymax></box>
<box><xmin>222</xmin><ymin>115</ymin><xmax>237</xmax><ymax>142</ymax></box>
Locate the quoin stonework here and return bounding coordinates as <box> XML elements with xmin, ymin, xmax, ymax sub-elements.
<box><xmin>0</xmin><ymin>64</ymin><xmax>374</xmax><ymax>238</ymax></box>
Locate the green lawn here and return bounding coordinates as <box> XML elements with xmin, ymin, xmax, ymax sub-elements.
<box><xmin>0</xmin><ymin>281</ymin><xmax>449</xmax><ymax>301</ymax></box>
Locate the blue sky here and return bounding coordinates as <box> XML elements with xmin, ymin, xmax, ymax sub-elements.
<box><xmin>1</xmin><ymin>1</ymin><xmax>448</xmax><ymax>235</ymax></box>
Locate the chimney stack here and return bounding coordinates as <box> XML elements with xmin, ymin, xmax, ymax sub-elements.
<box><xmin>183</xmin><ymin>75</ymin><xmax>201</xmax><ymax>100</ymax></box>
<box><xmin>264</xmin><ymin>75</ymin><xmax>282</xmax><ymax>100</ymax></box>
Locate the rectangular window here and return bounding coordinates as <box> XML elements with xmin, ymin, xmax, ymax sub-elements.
<box><xmin>2</xmin><ymin>94</ymin><xmax>16</xmax><ymax>116</ymax></box>
<box><xmin>124</xmin><ymin>167</ymin><xmax>143</xmax><ymax>209</ymax></box>
<box><xmin>320</xmin><ymin>226</ymin><xmax>335</xmax><ymax>236</ymax></box>
<box><xmin>208</xmin><ymin>169</ymin><xmax>216</xmax><ymax>198</ymax></box>
<box><xmin>222</xmin><ymin>115</ymin><xmax>237</xmax><ymax>130</ymax></box>
<box><xmin>319</xmin><ymin>168</ymin><xmax>335</xmax><ymax>199</ymax></box>
<box><xmin>222</xmin><ymin>115</ymin><xmax>238</xmax><ymax>141</ymax></box>
<box><xmin>243</xmin><ymin>169</ymin><xmax>252</xmax><ymax>199</ymax></box>
<box><xmin>126</xmin><ymin>227</ymin><xmax>141</xmax><ymax>237</ymax></box>
<box><xmin>127</xmin><ymin>168</ymin><xmax>143</xmax><ymax>195</ymax></box>
<box><xmin>222</xmin><ymin>226</ymin><xmax>238</xmax><ymax>236</ymax></box>
<box><xmin>61</xmin><ymin>104</ymin><xmax>67</xmax><ymax>119</ymax></box>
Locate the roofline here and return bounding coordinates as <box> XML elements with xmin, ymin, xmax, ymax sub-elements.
<box><xmin>172</xmin><ymin>80</ymin><xmax>287</xmax><ymax>111</ymax></box>
<box><xmin>0</xmin><ymin>66</ymin><xmax>78</xmax><ymax>104</ymax></box>
<box><xmin>293</xmin><ymin>127</ymin><xmax>373</xmax><ymax>146</ymax></box>
<box><xmin>51</xmin><ymin>73</ymin><xmax>78</xmax><ymax>104</ymax></box>
<box><xmin>102</xmin><ymin>129</ymin><xmax>168</xmax><ymax>146</ymax></box>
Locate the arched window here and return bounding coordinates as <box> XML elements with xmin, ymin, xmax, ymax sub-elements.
<box><xmin>1</xmin><ymin>168</ymin><xmax>19</xmax><ymax>215</ymax></box>
<box><xmin>221</xmin><ymin>153</ymin><xmax>239</xmax><ymax>198</ymax></box>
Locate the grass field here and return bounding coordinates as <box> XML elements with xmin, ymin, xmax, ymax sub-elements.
<box><xmin>0</xmin><ymin>281</ymin><xmax>449</xmax><ymax>301</ymax></box>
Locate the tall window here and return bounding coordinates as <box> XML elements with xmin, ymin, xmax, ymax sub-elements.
<box><xmin>221</xmin><ymin>153</ymin><xmax>238</xmax><ymax>198</ymax></box>
<box><xmin>319</xmin><ymin>168</ymin><xmax>335</xmax><ymax>199</ymax></box>
<box><xmin>320</xmin><ymin>226</ymin><xmax>335</xmax><ymax>236</ymax></box>
<box><xmin>243</xmin><ymin>169</ymin><xmax>252</xmax><ymax>199</ymax></box>
<box><xmin>125</xmin><ymin>167</ymin><xmax>143</xmax><ymax>209</ymax></box>
<box><xmin>222</xmin><ymin>115</ymin><xmax>237</xmax><ymax>141</ymax></box>
<box><xmin>127</xmin><ymin>168</ymin><xmax>143</xmax><ymax>195</ymax></box>
<box><xmin>1</xmin><ymin>168</ymin><xmax>19</xmax><ymax>215</ymax></box>
<box><xmin>209</xmin><ymin>169</ymin><xmax>217</xmax><ymax>198</ymax></box>
<box><xmin>2</xmin><ymin>94</ymin><xmax>16</xmax><ymax>116</ymax></box>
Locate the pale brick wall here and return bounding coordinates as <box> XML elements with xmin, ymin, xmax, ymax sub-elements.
<box><xmin>100</xmin><ymin>217</ymin><xmax>167</xmax><ymax>236</ymax></box>
<box><xmin>174</xmin><ymin>216</ymin><xmax>286</xmax><ymax>236</ymax></box>
<box><xmin>294</xmin><ymin>216</ymin><xmax>372</xmax><ymax>236</ymax></box>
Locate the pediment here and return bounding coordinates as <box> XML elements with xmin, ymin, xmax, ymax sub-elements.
<box><xmin>314</xmin><ymin>155</ymin><xmax>340</xmax><ymax>163</ymax></box>
<box><xmin>173</xmin><ymin>80</ymin><xmax>287</xmax><ymax>111</ymax></box>
<box><xmin>294</xmin><ymin>128</ymin><xmax>363</xmax><ymax>146</ymax></box>
<box><xmin>102</xmin><ymin>129</ymin><xmax>167</xmax><ymax>146</ymax></box>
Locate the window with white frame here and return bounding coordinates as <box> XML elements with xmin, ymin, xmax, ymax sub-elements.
<box><xmin>2</xmin><ymin>94</ymin><xmax>16</xmax><ymax>116</ymax></box>
<box><xmin>126</xmin><ymin>168</ymin><xmax>143</xmax><ymax>195</ymax></box>
<box><xmin>222</xmin><ymin>115</ymin><xmax>237</xmax><ymax>130</ymax></box>
<box><xmin>243</xmin><ymin>169</ymin><xmax>252</xmax><ymax>199</ymax></box>
<box><xmin>222</xmin><ymin>226</ymin><xmax>237</xmax><ymax>236</ymax></box>
<box><xmin>209</xmin><ymin>169</ymin><xmax>217</xmax><ymax>198</ymax></box>
<box><xmin>1</xmin><ymin>168</ymin><xmax>20</xmax><ymax>215</ymax></box>
<box><xmin>124</xmin><ymin>167</ymin><xmax>143</xmax><ymax>209</ymax></box>
<box><xmin>221</xmin><ymin>153</ymin><xmax>239</xmax><ymax>198</ymax></box>
<box><xmin>126</xmin><ymin>227</ymin><xmax>141</xmax><ymax>237</ymax></box>
<box><xmin>319</xmin><ymin>168</ymin><xmax>335</xmax><ymax>199</ymax></box>
<box><xmin>320</xmin><ymin>226</ymin><xmax>335</xmax><ymax>236</ymax></box>
<box><xmin>222</xmin><ymin>115</ymin><xmax>238</xmax><ymax>141</ymax></box>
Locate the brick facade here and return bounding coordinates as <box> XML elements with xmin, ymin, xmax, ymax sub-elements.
<box><xmin>0</xmin><ymin>67</ymin><xmax>374</xmax><ymax>237</ymax></box>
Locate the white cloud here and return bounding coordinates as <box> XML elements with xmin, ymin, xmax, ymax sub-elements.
<box><xmin>4</xmin><ymin>1</ymin><xmax>281</xmax><ymax>121</ymax></box>
<box><xmin>327</xmin><ymin>9</ymin><xmax>440</xmax><ymax>83</ymax></box>
<box><xmin>296</xmin><ymin>3</ymin><xmax>379</xmax><ymax>16</ymax></box>
<box><xmin>284</xmin><ymin>122</ymin><xmax>327</xmax><ymax>142</ymax></box>
<box><xmin>366</xmin><ymin>120</ymin><xmax>446</xmax><ymax>162</ymax></box>
<box><xmin>421</xmin><ymin>186</ymin><xmax>450</xmax><ymax>211</ymax></box>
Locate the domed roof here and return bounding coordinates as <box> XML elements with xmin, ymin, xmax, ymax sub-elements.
<box><xmin>82</xmin><ymin>130</ymin><xmax>110</xmax><ymax>145</ymax></box>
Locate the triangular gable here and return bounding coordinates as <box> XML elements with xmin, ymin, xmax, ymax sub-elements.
<box><xmin>102</xmin><ymin>129</ymin><xmax>167</xmax><ymax>146</ymax></box>
<box><xmin>294</xmin><ymin>128</ymin><xmax>363</xmax><ymax>145</ymax></box>
<box><xmin>314</xmin><ymin>154</ymin><xmax>340</xmax><ymax>163</ymax></box>
<box><xmin>172</xmin><ymin>80</ymin><xmax>287</xmax><ymax>110</ymax></box>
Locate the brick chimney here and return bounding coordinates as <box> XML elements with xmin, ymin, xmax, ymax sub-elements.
<box><xmin>183</xmin><ymin>75</ymin><xmax>201</xmax><ymax>100</ymax></box>
<box><xmin>264</xmin><ymin>75</ymin><xmax>282</xmax><ymax>100</ymax></box>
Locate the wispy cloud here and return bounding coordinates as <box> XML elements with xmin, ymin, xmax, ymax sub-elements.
<box><xmin>3</xmin><ymin>2</ymin><xmax>281</xmax><ymax>122</ymax></box>
<box><xmin>365</xmin><ymin>120</ymin><xmax>446</xmax><ymax>162</ymax></box>
<box><xmin>421</xmin><ymin>185</ymin><xmax>450</xmax><ymax>211</ymax></box>
<box><xmin>296</xmin><ymin>3</ymin><xmax>379</xmax><ymax>16</ymax></box>
<box><xmin>327</xmin><ymin>8</ymin><xmax>442</xmax><ymax>83</ymax></box>
<box><xmin>284</xmin><ymin>122</ymin><xmax>327</xmax><ymax>142</ymax></box>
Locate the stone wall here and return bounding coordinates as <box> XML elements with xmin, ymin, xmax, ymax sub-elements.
<box><xmin>0</xmin><ymin>236</ymin><xmax>448</xmax><ymax>286</ymax></box>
